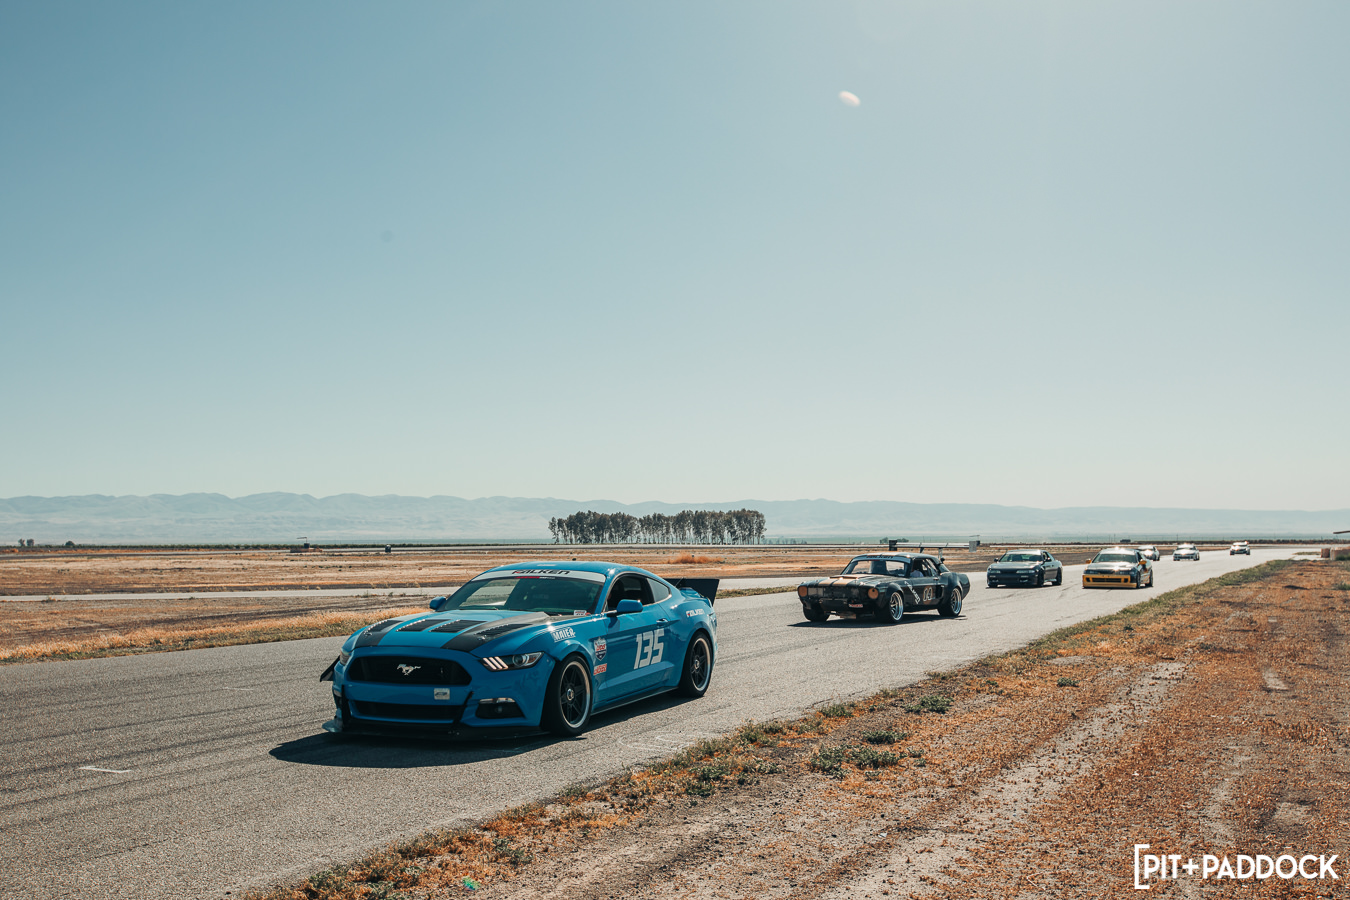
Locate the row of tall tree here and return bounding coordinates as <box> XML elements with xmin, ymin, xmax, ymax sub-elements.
<box><xmin>548</xmin><ymin>509</ymin><xmax>767</xmax><ymax>544</ymax></box>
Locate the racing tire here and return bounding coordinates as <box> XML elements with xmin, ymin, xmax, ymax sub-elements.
<box><xmin>1053</xmin><ymin>569</ymin><xmax>1063</xmax><ymax>586</ymax></box>
<box><xmin>1036</xmin><ymin>572</ymin><xmax>1045</xmax><ymax>588</ymax></box>
<box><xmin>938</xmin><ymin>587</ymin><xmax>963</xmax><ymax>618</ymax></box>
<box><xmin>542</xmin><ymin>655</ymin><xmax>592</xmax><ymax>737</ymax></box>
<box><xmin>677</xmin><ymin>632</ymin><xmax>714</xmax><ymax>698</ymax></box>
<box><xmin>882</xmin><ymin>591</ymin><xmax>905</xmax><ymax>624</ymax></box>
<box><xmin>803</xmin><ymin>604</ymin><xmax>828</xmax><ymax>622</ymax></box>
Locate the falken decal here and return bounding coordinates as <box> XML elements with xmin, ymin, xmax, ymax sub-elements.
<box><xmin>552</xmin><ymin>626</ymin><xmax>577</xmax><ymax>642</ymax></box>
<box><xmin>471</xmin><ymin>569</ymin><xmax>607</xmax><ymax>583</ymax></box>
<box><xmin>593</xmin><ymin>637</ymin><xmax>607</xmax><ymax>661</ymax></box>
<box><xmin>593</xmin><ymin>663</ymin><xmax>608</xmax><ymax>676</ymax></box>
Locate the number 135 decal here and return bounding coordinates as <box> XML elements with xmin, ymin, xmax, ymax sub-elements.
<box><xmin>634</xmin><ymin>628</ymin><xmax>665</xmax><ymax>668</ymax></box>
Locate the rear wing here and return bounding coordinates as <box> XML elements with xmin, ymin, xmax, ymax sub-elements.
<box><xmin>668</xmin><ymin>577</ymin><xmax>719</xmax><ymax>604</ymax></box>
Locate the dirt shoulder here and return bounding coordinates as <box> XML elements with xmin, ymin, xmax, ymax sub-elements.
<box><xmin>248</xmin><ymin>558</ymin><xmax>1350</xmax><ymax>900</ymax></box>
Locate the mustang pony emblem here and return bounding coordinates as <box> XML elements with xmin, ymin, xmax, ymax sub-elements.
<box><xmin>396</xmin><ymin>664</ymin><xmax>421</xmax><ymax>676</ymax></box>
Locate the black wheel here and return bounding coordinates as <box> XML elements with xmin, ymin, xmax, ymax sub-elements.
<box><xmin>677</xmin><ymin>632</ymin><xmax>713</xmax><ymax>697</ymax></box>
<box><xmin>882</xmin><ymin>590</ymin><xmax>905</xmax><ymax>624</ymax></box>
<box><xmin>938</xmin><ymin>586</ymin><xmax>963</xmax><ymax>618</ymax></box>
<box><xmin>803</xmin><ymin>604</ymin><xmax>828</xmax><ymax>622</ymax></box>
<box><xmin>1036</xmin><ymin>572</ymin><xmax>1045</xmax><ymax>588</ymax></box>
<box><xmin>1053</xmin><ymin>569</ymin><xmax>1063</xmax><ymax>586</ymax></box>
<box><xmin>542</xmin><ymin>655</ymin><xmax>592</xmax><ymax>736</ymax></box>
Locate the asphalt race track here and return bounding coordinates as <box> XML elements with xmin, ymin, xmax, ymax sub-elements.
<box><xmin>0</xmin><ymin>548</ymin><xmax>1293</xmax><ymax>898</ymax></box>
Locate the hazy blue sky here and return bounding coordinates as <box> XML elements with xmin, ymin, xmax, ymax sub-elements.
<box><xmin>2</xmin><ymin>1</ymin><xmax>1346</xmax><ymax>510</ymax></box>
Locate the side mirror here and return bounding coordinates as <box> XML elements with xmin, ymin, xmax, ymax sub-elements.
<box><xmin>616</xmin><ymin>598</ymin><xmax>644</xmax><ymax>615</ymax></box>
<box><xmin>429</xmin><ymin>596</ymin><xmax>445</xmax><ymax>611</ymax></box>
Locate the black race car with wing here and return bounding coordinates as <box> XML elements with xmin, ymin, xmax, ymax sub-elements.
<box><xmin>797</xmin><ymin>554</ymin><xmax>970</xmax><ymax>623</ymax></box>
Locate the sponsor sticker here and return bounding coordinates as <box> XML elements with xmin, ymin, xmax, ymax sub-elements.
<box><xmin>551</xmin><ymin>626</ymin><xmax>577</xmax><ymax>642</ymax></box>
<box><xmin>433</xmin><ymin>688</ymin><xmax>451</xmax><ymax>700</ymax></box>
<box><xmin>593</xmin><ymin>663</ymin><xmax>607</xmax><ymax>676</ymax></box>
<box><xmin>472</xmin><ymin>568</ymin><xmax>607</xmax><ymax>583</ymax></box>
<box><xmin>685</xmin><ymin>608</ymin><xmax>704</xmax><ymax>617</ymax></box>
<box><xmin>593</xmin><ymin>637</ymin><xmax>607</xmax><ymax>661</ymax></box>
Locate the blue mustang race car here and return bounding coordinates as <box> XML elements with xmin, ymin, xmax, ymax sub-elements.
<box><xmin>320</xmin><ymin>561</ymin><xmax>718</xmax><ymax>737</ymax></box>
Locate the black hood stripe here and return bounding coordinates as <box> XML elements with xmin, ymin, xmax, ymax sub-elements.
<box><xmin>441</xmin><ymin>612</ymin><xmax>551</xmax><ymax>651</ymax></box>
<box><xmin>428</xmin><ymin>619</ymin><xmax>485</xmax><ymax>634</ymax></box>
<box><xmin>354</xmin><ymin>615</ymin><xmax>421</xmax><ymax>648</ymax></box>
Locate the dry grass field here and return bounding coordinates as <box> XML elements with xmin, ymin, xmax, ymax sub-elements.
<box><xmin>0</xmin><ymin>542</ymin><xmax>1219</xmax><ymax>596</ymax></box>
<box><xmin>0</xmin><ymin>543</ymin><xmax>1226</xmax><ymax>663</ymax></box>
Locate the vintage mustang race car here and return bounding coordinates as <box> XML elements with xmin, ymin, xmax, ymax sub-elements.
<box><xmin>320</xmin><ymin>562</ymin><xmax>717</xmax><ymax>737</ymax></box>
<box><xmin>986</xmin><ymin>549</ymin><xmax>1063</xmax><ymax>588</ymax></box>
<box><xmin>797</xmin><ymin>553</ymin><xmax>969</xmax><ymax>623</ymax></box>
<box><xmin>1083</xmin><ymin>547</ymin><xmax>1155</xmax><ymax>589</ymax></box>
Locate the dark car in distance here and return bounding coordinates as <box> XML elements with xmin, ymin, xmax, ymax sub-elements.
<box><xmin>986</xmin><ymin>549</ymin><xmax>1063</xmax><ymax>588</ymax></box>
<box><xmin>797</xmin><ymin>554</ymin><xmax>970</xmax><ymax>623</ymax></box>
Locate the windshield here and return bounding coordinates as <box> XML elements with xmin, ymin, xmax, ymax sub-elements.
<box><xmin>845</xmin><ymin>558</ymin><xmax>908</xmax><ymax>576</ymax></box>
<box><xmin>999</xmin><ymin>552</ymin><xmax>1042</xmax><ymax>563</ymax></box>
<box><xmin>440</xmin><ymin>575</ymin><xmax>603</xmax><ymax>616</ymax></box>
<box><xmin>1093</xmin><ymin>551</ymin><xmax>1138</xmax><ymax>564</ymax></box>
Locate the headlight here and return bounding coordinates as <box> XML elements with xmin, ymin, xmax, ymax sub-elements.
<box><xmin>339</xmin><ymin>649</ymin><xmax>352</xmax><ymax>666</ymax></box>
<box><xmin>868</xmin><ymin>587</ymin><xmax>879</xmax><ymax>599</ymax></box>
<box><xmin>798</xmin><ymin>585</ymin><xmax>809</xmax><ymax>598</ymax></box>
<box><xmin>482</xmin><ymin>652</ymin><xmax>543</xmax><ymax>671</ymax></box>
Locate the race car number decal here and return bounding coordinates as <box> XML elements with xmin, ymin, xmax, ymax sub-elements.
<box><xmin>634</xmin><ymin>628</ymin><xmax>665</xmax><ymax>669</ymax></box>
<box><xmin>922</xmin><ymin>587</ymin><xmax>936</xmax><ymax>602</ymax></box>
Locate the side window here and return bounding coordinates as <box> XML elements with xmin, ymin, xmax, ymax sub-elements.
<box><xmin>606</xmin><ymin>575</ymin><xmax>650</xmax><ymax>611</ymax></box>
<box><xmin>885</xmin><ymin>560</ymin><xmax>907</xmax><ymax>577</ymax></box>
<box><xmin>647</xmin><ymin>578</ymin><xmax>671</xmax><ymax>603</ymax></box>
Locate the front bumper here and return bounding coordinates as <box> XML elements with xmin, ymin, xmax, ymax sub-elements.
<box><xmin>802</xmin><ymin>593</ymin><xmax>884</xmax><ymax>616</ymax></box>
<box><xmin>987</xmin><ymin>569</ymin><xmax>1040</xmax><ymax>587</ymax></box>
<box><xmin>1083</xmin><ymin>572</ymin><xmax>1136</xmax><ymax>588</ymax></box>
<box><xmin>327</xmin><ymin>650</ymin><xmax>554</xmax><ymax>736</ymax></box>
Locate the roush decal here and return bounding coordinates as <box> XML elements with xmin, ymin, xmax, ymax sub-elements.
<box><xmin>593</xmin><ymin>637</ymin><xmax>607</xmax><ymax>661</ymax></box>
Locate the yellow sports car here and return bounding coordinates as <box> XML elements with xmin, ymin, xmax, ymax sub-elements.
<box><xmin>1082</xmin><ymin>547</ymin><xmax>1155</xmax><ymax>589</ymax></box>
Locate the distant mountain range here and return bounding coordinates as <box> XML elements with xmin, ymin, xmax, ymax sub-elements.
<box><xmin>1</xmin><ymin>493</ymin><xmax>1347</xmax><ymax>543</ymax></box>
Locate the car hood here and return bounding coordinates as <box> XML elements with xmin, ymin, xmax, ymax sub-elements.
<box><xmin>989</xmin><ymin>562</ymin><xmax>1041</xmax><ymax>571</ymax></box>
<box><xmin>349</xmin><ymin>609</ymin><xmax>575</xmax><ymax>654</ymax></box>
<box><xmin>801</xmin><ymin>574</ymin><xmax>896</xmax><ymax>586</ymax></box>
<box><xmin>1086</xmin><ymin>562</ymin><xmax>1137</xmax><ymax>573</ymax></box>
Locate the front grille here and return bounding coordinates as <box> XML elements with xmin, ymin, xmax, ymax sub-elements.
<box><xmin>351</xmin><ymin>700</ymin><xmax>461</xmax><ymax>721</ymax></box>
<box><xmin>348</xmin><ymin>656</ymin><xmax>471</xmax><ymax>685</ymax></box>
